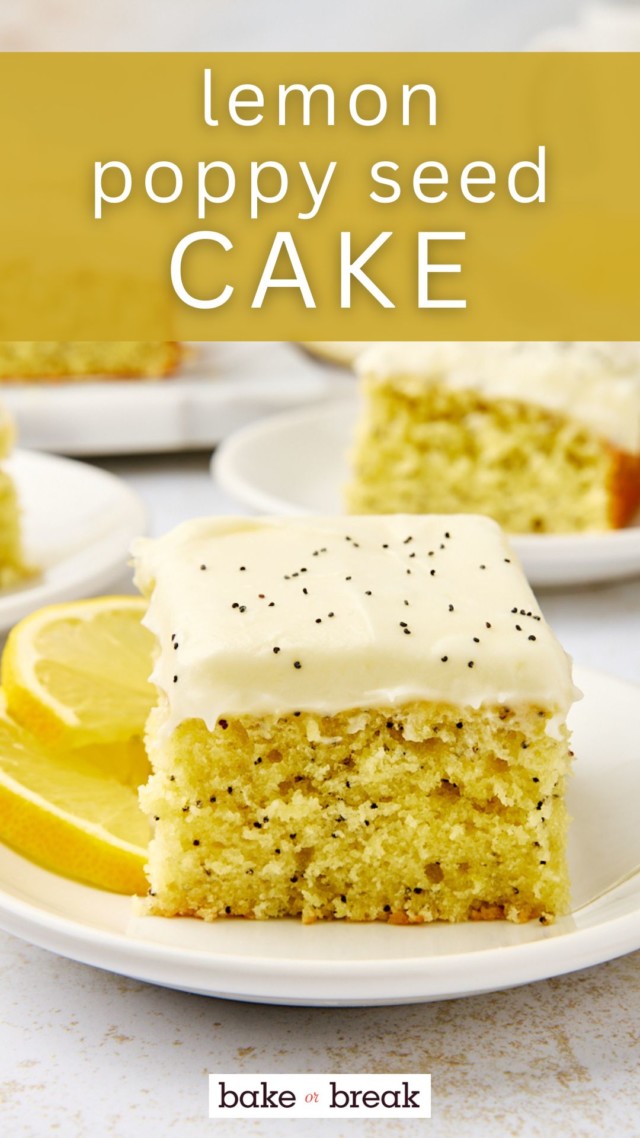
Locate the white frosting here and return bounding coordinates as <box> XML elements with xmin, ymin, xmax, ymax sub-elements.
<box><xmin>133</xmin><ymin>515</ymin><xmax>578</xmax><ymax>733</ymax></box>
<box><xmin>357</xmin><ymin>342</ymin><xmax>640</xmax><ymax>453</ymax></box>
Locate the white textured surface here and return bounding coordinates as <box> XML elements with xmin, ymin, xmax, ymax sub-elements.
<box><xmin>1</xmin><ymin>937</ymin><xmax>639</xmax><ymax>1138</ymax></box>
<box><xmin>1</xmin><ymin>449</ymin><xmax>640</xmax><ymax>1135</ymax></box>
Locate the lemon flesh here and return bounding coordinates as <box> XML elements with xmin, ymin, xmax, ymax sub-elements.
<box><xmin>0</xmin><ymin>706</ymin><xmax>149</xmax><ymax>893</ymax></box>
<box><xmin>2</xmin><ymin>596</ymin><xmax>156</xmax><ymax>750</ymax></box>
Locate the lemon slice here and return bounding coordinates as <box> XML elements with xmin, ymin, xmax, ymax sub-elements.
<box><xmin>0</xmin><ymin>704</ymin><xmax>149</xmax><ymax>893</ymax></box>
<box><xmin>2</xmin><ymin>596</ymin><xmax>156</xmax><ymax>750</ymax></box>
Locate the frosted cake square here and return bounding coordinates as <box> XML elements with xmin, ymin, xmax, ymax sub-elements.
<box><xmin>347</xmin><ymin>342</ymin><xmax>640</xmax><ymax>533</ymax></box>
<box><xmin>133</xmin><ymin>515</ymin><xmax>577</xmax><ymax>925</ymax></box>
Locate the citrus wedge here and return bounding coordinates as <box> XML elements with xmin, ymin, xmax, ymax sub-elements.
<box><xmin>2</xmin><ymin>596</ymin><xmax>156</xmax><ymax>751</ymax></box>
<box><xmin>0</xmin><ymin>703</ymin><xmax>149</xmax><ymax>893</ymax></box>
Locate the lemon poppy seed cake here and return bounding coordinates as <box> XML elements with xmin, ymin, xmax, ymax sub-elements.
<box><xmin>0</xmin><ymin>405</ymin><xmax>30</xmax><ymax>589</ymax></box>
<box><xmin>133</xmin><ymin>515</ymin><xmax>577</xmax><ymax>925</ymax></box>
<box><xmin>347</xmin><ymin>342</ymin><xmax>640</xmax><ymax>533</ymax></box>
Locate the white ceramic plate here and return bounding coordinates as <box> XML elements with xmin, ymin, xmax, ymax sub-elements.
<box><xmin>213</xmin><ymin>400</ymin><xmax>640</xmax><ymax>588</ymax></box>
<box><xmin>0</xmin><ymin>343</ymin><xmax>353</xmax><ymax>457</ymax></box>
<box><xmin>0</xmin><ymin>450</ymin><xmax>146</xmax><ymax>632</ymax></box>
<box><xmin>0</xmin><ymin>666</ymin><xmax>639</xmax><ymax>1007</ymax></box>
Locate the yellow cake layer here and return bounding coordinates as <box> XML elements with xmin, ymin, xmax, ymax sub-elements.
<box><xmin>0</xmin><ymin>469</ymin><xmax>30</xmax><ymax>590</ymax></box>
<box><xmin>141</xmin><ymin>701</ymin><xmax>571</xmax><ymax>925</ymax></box>
<box><xmin>347</xmin><ymin>382</ymin><xmax>631</xmax><ymax>533</ymax></box>
<box><xmin>0</xmin><ymin>342</ymin><xmax>182</xmax><ymax>381</ymax></box>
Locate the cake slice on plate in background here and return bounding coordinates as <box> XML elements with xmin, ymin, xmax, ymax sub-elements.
<box><xmin>347</xmin><ymin>342</ymin><xmax>640</xmax><ymax>533</ymax></box>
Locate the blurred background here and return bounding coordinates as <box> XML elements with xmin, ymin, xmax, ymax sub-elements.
<box><xmin>0</xmin><ymin>0</ymin><xmax>605</xmax><ymax>52</ymax></box>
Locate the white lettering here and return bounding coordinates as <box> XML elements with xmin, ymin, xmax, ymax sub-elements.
<box><xmin>413</xmin><ymin>162</ymin><xmax>448</xmax><ymax>204</ymax></box>
<box><xmin>278</xmin><ymin>84</ymin><xmax>336</xmax><ymax>126</ymax></box>
<box><xmin>417</xmin><ymin>232</ymin><xmax>466</xmax><ymax>308</ymax></box>
<box><xmin>229</xmin><ymin>84</ymin><xmax>265</xmax><ymax>127</ymax></box>
<box><xmin>340</xmin><ymin>232</ymin><xmax>394</xmax><ymax>308</ymax></box>
<box><xmin>508</xmin><ymin>145</ymin><xmax>546</xmax><ymax>204</ymax></box>
<box><xmin>252</xmin><ymin>232</ymin><xmax>315</xmax><ymax>308</ymax></box>
<box><xmin>349</xmin><ymin>84</ymin><xmax>387</xmax><ymax>126</ymax></box>
<box><xmin>460</xmin><ymin>161</ymin><xmax>496</xmax><ymax>204</ymax></box>
<box><xmin>298</xmin><ymin>161</ymin><xmax>337</xmax><ymax>220</ymax></box>
<box><xmin>203</xmin><ymin>69</ymin><xmax>218</xmax><ymax>126</ymax></box>
<box><xmin>170</xmin><ymin>231</ymin><xmax>234</xmax><ymax>309</ymax></box>
<box><xmin>144</xmin><ymin>161</ymin><xmax>183</xmax><ymax>204</ymax></box>
<box><xmin>197</xmin><ymin>162</ymin><xmax>236</xmax><ymax>218</ymax></box>
<box><xmin>402</xmin><ymin>83</ymin><xmax>437</xmax><ymax>126</ymax></box>
<box><xmin>250</xmin><ymin>161</ymin><xmax>288</xmax><ymax>219</ymax></box>
<box><xmin>94</xmin><ymin>161</ymin><xmax>132</xmax><ymax>219</ymax></box>
<box><xmin>370</xmin><ymin>162</ymin><xmax>401</xmax><ymax>204</ymax></box>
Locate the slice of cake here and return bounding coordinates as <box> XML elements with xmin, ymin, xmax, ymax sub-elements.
<box><xmin>0</xmin><ymin>342</ymin><xmax>182</xmax><ymax>382</ymax></box>
<box><xmin>347</xmin><ymin>342</ymin><xmax>640</xmax><ymax>533</ymax></box>
<box><xmin>133</xmin><ymin>515</ymin><xmax>578</xmax><ymax>925</ymax></box>
<box><xmin>0</xmin><ymin>406</ymin><xmax>30</xmax><ymax>589</ymax></box>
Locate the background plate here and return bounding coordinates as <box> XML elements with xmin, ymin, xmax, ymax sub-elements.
<box><xmin>213</xmin><ymin>399</ymin><xmax>640</xmax><ymax>588</ymax></box>
<box><xmin>0</xmin><ymin>667</ymin><xmax>638</xmax><ymax>1007</ymax></box>
<box><xmin>0</xmin><ymin>450</ymin><xmax>146</xmax><ymax>631</ymax></box>
<box><xmin>0</xmin><ymin>344</ymin><xmax>352</xmax><ymax>457</ymax></box>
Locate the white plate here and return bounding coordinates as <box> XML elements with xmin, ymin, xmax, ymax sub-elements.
<box><xmin>0</xmin><ymin>666</ymin><xmax>639</xmax><ymax>1007</ymax></box>
<box><xmin>0</xmin><ymin>343</ymin><xmax>353</xmax><ymax>457</ymax></box>
<box><xmin>0</xmin><ymin>450</ymin><xmax>146</xmax><ymax>631</ymax></box>
<box><xmin>213</xmin><ymin>399</ymin><xmax>640</xmax><ymax>588</ymax></box>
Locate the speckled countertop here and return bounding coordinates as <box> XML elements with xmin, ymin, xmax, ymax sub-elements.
<box><xmin>3</xmin><ymin>935</ymin><xmax>639</xmax><ymax>1138</ymax></box>
<box><xmin>1</xmin><ymin>453</ymin><xmax>639</xmax><ymax>1138</ymax></box>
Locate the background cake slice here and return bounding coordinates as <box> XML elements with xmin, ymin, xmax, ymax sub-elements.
<box><xmin>133</xmin><ymin>514</ymin><xmax>578</xmax><ymax>925</ymax></box>
<box><xmin>0</xmin><ymin>405</ymin><xmax>30</xmax><ymax>589</ymax></box>
<box><xmin>347</xmin><ymin>342</ymin><xmax>640</xmax><ymax>533</ymax></box>
<box><xmin>0</xmin><ymin>342</ymin><xmax>182</xmax><ymax>381</ymax></box>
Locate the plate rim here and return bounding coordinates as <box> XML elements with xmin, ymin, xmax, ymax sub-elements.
<box><xmin>1</xmin><ymin>664</ymin><xmax>639</xmax><ymax>1005</ymax></box>
<box><xmin>213</xmin><ymin>397</ymin><xmax>355</xmax><ymax>517</ymax></box>
<box><xmin>0</xmin><ymin>863</ymin><xmax>639</xmax><ymax>1005</ymax></box>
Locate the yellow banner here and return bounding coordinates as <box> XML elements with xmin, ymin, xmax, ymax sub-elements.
<box><xmin>0</xmin><ymin>52</ymin><xmax>639</xmax><ymax>339</ymax></box>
